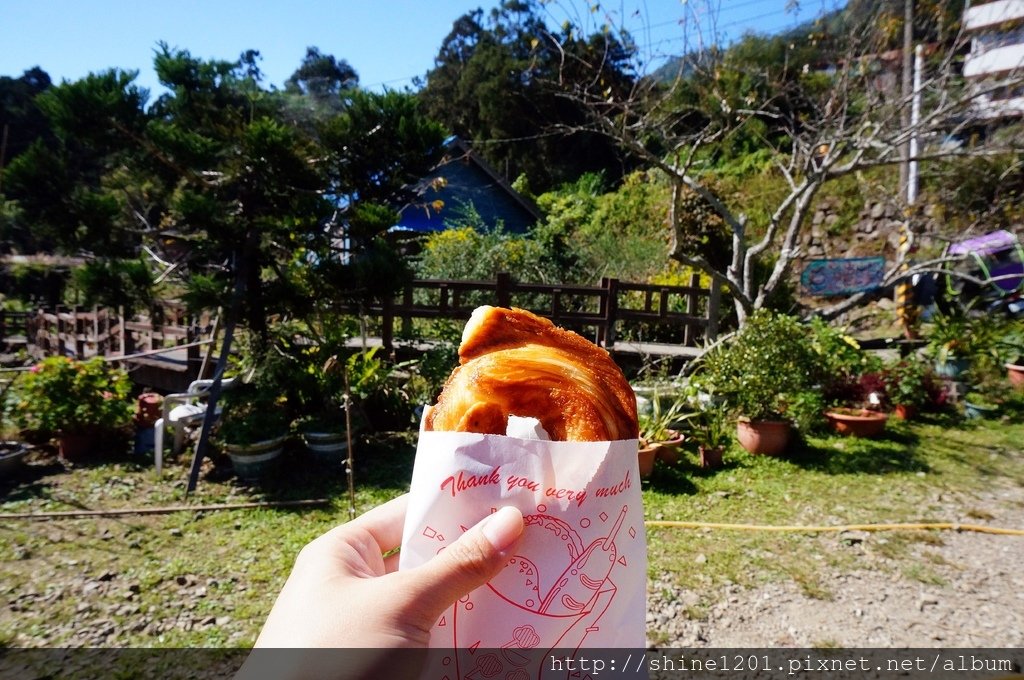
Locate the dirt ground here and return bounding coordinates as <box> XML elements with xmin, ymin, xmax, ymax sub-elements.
<box><xmin>646</xmin><ymin>482</ymin><xmax>1024</xmax><ymax>648</ymax></box>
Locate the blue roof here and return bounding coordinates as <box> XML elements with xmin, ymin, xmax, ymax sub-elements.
<box><xmin>395</xmin><ymin>140</ymin><xmax>540</xmax><ymax>234</ymax></box>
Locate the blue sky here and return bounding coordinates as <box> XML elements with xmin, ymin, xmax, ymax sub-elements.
<box><xmin>1</xmin><ymin>1</ymin><xmax>844</xmax><ymax>96</ymax></box>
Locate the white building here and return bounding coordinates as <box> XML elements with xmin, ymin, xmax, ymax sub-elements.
<box><xmin>963</xmin><ymin>0</ymin><xmax>1024</xmax><ymax>119</ymax></box>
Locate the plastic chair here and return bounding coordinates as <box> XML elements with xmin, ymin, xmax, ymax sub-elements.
<box><xmin>154</xmin><ymin>377</ymin><xmax>235</xmax><ymax>475</ymax></box>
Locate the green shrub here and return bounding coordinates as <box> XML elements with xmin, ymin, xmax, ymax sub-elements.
<box><xmin>698</xmin><ymin>311</ymin><xmax>819</xmax><ymax>422</ymax></box>
<box><xmin>13</xmin><ymin>357</ymin><xmax>133</xmax><ymax>435</ymax></box>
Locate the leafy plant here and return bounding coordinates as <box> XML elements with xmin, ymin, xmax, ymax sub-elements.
<box><xmin>806</xmin><ymin>317</ymin><xmax>883</xmax><ymax>407</ymax></box>
<box><xmin>218</xmin><ymin>340</ymin><xmax>298</xmax><ymax>445</ymax></box>
<box><xmin>217</xmin><ymin>384</ymin><xmax>290</xmax><ymax>445</ymax></box>
<box><xmin>639</xmin><ymin>392</ymin><xmax>691</xmax><ymax>444</ymax></box>
<box><xmin>685</xmin><ymin>402</ymin><xmax>732</xmax><ymax>451</ymax></box>
<box><xmin>884</xmin><ymin>356</ymin><xmax>931</xmax><ymax>409</ymax></box>
<box><xmin>924</xmin><ymin>310</ymin><xmax>998</xmax><ymax>365</ymax></box>
<box><xmin>995</xmin><ymin>320</ymin><xmax>1024</xmax><ymax>366</ymax></box>
<box><xmin>345</xmin><ymin>348</ymin><xmax>415</xmax><ymax>432</ymax></box>
<box><xmin>13</xmin><ymin>357</ymin><xmax>133</xmax><ymax>435</ymax></box>
<box><xmin>785</xmin><ymin>389</ymin><xmax>828</xmax><ymax>434</ymax></box>
<box><xmin>698</xmin><ymin>311</ymin><xmax>819</xmax><ymax>422</ymax></box>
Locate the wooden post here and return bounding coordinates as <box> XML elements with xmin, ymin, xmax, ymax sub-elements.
<box><xmin>186</xmin><ymin>323</ymin><xmax>200</xmax><ymax>383</ymax></box>
<box><xmin>150</xmin><ymin>303</ymin><xmax>161</xmax><ymax>353</ymax></box>
<box><xmin>116</xmin><ymin>306</ymin><xmax>124</xmax><ymax>360</ymax></box>
<box><xmin>381</xmin><ymin>294</ymin><xmax>395</xmax><ymax>356</ymax></box>
<box><xmin>122</xmin><ymin>306</ymin><xmax>135</xmax><ymax>359</ymax></box>
<box><xmin>496</xmin><ymin>272</ymin><xmax>512</xmax><ymax>308</ymax></box>
<box><xmin>684</xmin><ymin>273</ymin><xmax>699</xmax><ymax>346</ymax></box>
<box><xmin>603</xmin><ymin>278</ymin><xmax>619</xmax><ymax>349</ymax></box>
<box><xmin>33</xmin><ymin>310</ymin><xmax>45</xmax><ymax>357</ymax></box>
<box><xmin>56</xmin><ymin>306</ymin><xmax>67</xmax><ymax>357</ymax></box>
<box><xmin>74</xmin><ymin>307</ymin><xmax>86</xmax><ymax>359</ymax></box>
<box><xmin>439</xmin><ymin>284</ymin><xmax>450</xmax><ymax>313</ymax></box>
<box><xmin>706</xmin><ymin>278</ymin><xmax>721</xmax><ymax>345</ymax></box>
<box><xmin>92</xmin><ymin>306</ymin><xmax>100</xmax><ymax>359</ymax></box>
<box><xmin>401</xmin><ymin>284</ymin><xmax>413</xmax><ymax>337</ymax></box>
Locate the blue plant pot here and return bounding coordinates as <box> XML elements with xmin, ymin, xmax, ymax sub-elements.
<box><xmin>963</xmin><ymin>400</ymin><xmax>998</xmax><ymax>420</ymax></box>
<box><xmin>934</xmin><ymin>357</ymin><xmax>970</xmax><ymax>379</ymax></box>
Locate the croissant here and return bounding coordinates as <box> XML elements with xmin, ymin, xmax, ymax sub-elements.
<box><xmin>425</xmin><ymin>306</ymin><xmax>638</xmax><ymax>441</ymax></box>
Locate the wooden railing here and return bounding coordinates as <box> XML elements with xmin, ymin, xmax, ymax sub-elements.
<box><xmin>1</xmin><ymin>302</ymin><xmax>216</xmax><ymax>392</ymax></box>
<box><xmin>0</xmin><ymin>310</ymin><xmax>32</xmax><ymax>353</ymax></box>
<box><xmin>2</xmin><ymin>274</ymin><xmax>721</xmax><ymax>380</ymax></box>
<box><xmin>343</xmin><ymin>272</ymin><xmax>721</xmax><ymax>355</ymax></box>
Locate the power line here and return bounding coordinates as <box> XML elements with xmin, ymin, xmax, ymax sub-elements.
<box><xmin>366</xmin><ymin>1</ymin><xmax>842</xmax><ymax>91</ymax></box>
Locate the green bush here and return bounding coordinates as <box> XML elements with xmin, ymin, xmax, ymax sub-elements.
<box><xmin>698</xmin><ymin>311</ymin><xmax>820</xmax><ymax>422</ymax></box>
<box><xmin>13</xmin><ymin>357</ymin><xmax>133</xmax><ymax>435</ymax></box>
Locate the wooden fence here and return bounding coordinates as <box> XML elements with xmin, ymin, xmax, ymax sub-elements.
<box><xmin>342</xmin><ymin>272</ymin><xmax>722</xmax><ymax>356</ymax></box>
<box><xmin>1</xmin><ymin>273</ymin><xmax>722</xmax><ymax>386</ymax></box>
<box><xmin>1</xmin><ymin>302</ymin><xmax>216</xmax><ymax>392</ymax></box>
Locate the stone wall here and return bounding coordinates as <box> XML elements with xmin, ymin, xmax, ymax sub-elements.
<box><xmin>803</xmin><ymin>197</ymin><xmax>947</xmax><ymax>260</ymax></box>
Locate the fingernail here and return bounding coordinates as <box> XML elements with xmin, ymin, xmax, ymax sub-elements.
<box><xmin>480</xmin><ymin>506</ymin><xmax>524</xmax><ymax>553</ymax></box>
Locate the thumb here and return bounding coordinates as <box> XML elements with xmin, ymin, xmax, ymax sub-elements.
<box><xmin>400</xmin><ymin>506</ymin><xmax>524</xmax><ymax>622</ymax></box>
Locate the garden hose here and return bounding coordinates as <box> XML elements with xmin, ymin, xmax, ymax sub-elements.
<box><xmin>644</xmin><ymin>520</ymin><xmax>1024</xmax><ymax>536</ymax></box>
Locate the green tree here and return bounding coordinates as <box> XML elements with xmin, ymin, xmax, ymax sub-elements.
<box><xmin>284</xmin><ymin>46</ymin><xmax>358</xmax><ymax>104</ymax></box>
<box><xmin>3</xmin><ymin>69</ymin><xmax>149</xmax><ymax>261</ymax></box>
<box><xmin>0</xmin><ymin>67</ymin><xmax>54</xmax><ymax>183</ymax></box>
<box><xmin>550</xmin><ymin>0</ymin><xmax>1022</xmax><ymax>325</ymax></box>
<box><xmin>418</xmin><ymin>0</ymin><xmax>636</xmax><ymax>191</ymax></box>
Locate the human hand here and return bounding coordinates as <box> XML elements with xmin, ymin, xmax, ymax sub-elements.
<box><xmin>236</xmin><ymin>494</ymin><xmax>524</xmax><ymax>680</ymax></box>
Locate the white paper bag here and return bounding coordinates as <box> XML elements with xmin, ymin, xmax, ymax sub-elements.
<box><xmin>399</xmin><ymin>418</ymin><xmax>647</xmax><ymax>677</ymax></box>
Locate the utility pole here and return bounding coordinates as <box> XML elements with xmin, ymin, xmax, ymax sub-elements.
<box><xmin>899</xmin><ymin>0</ymin><xmax>914</xmax><ymax>196</ymax></box>
<box><xmin>897</xmin><ymin>0</ymin><xmax>922</xmax><ymax>341</ymax></box>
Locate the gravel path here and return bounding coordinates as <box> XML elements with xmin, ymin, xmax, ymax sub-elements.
<box><xmin>647</xmin><ymin>484</ymin><xmax>1024</xmax><ymax>648</ymax></box>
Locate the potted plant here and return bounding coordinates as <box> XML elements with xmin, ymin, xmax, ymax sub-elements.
<box><xmin>12</xmin><ymin>357</ymin><xmax>133</xmax><ymax>461</ymax></box>
<box><xmin>995</xmin><ymin>321</ymin><xmax>1024</xmax><ymax>388</ymax></box>
<box><xmin>924</xmin><ymin>311</ymin><xmax>1000</xmax><ymax>381</ymax></box>
<box><xmin>216</xmin><ymin>341</ymin><xmax>296</xmax><ymax>479</ymax></box>
<box><xmin>217</xmin><ymin>384</ymin><xmax>290</xmax><ymax>480</ymax></box>
<box><xmin>346</xmin><ymin>347</ymin><xmax>415</xmax><ymax>433</ymax></box>
<box><xmin>822</xmin><ymin>370</ymin><xmax>890</xmax><ymax>437</ymax></box>
<box><xmin>686</xmin><ymin>403</ymin><xmax>731</xmax><ymax>470</ymax></box>
<box><xmin>638</xmin><ymin>391</ymin><xmax>689</xmax><ymax>468</ymax></box>
<box><xmin>699</xmin><ymin>311</ymin><xmax>820</xmax><ymax>456</ymax></box>
<box><xmin>884</xmin><ymin>355</ymin><xmax>930</xmax><ymax>420</ymax></box>
<box><xmin>1</xmin><ymin>377</ymin><xmax>28</xmax><ymax>477</ymax></box>
<box><xmin>824</xmin><ymin>406</ymin><xmax>889</xmax><ymax>437</ymax></box>
<box><xmin>962</xmin><ymin>390</ymin><xmax>1001</xmax><ymax>420</ymax></box>
<box><xmin>291</xmin><ymin>346</ymin><xmax>355</xmax><ymax>464</ymax></box>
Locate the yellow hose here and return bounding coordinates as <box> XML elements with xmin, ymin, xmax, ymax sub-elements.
<box><xmin>644</xmin><ymin>520</ymin><xmax>1024</xmax><ymax>536</ymax></box>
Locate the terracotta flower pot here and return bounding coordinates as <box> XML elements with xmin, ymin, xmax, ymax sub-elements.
<box><xmin>893</xmin><ymin>404</ymin><xmax>918</xmax><ymax>421</ymax></box>
<box><xmin>735</xmin><ymin>419</ymin><xmax>791</xmax><ymax>456</ymax></box>
<box><xmin>654</xmin><ymin>431</ymin><xmax>685</xmax><ymax>466</ymax></box>
<box><xmin>698</xmin><ymin>444</ymin><xmax>725</xmax><ymax>470</ymax></box>
<box><xmin>58</xmin><ymin>431</ymin><xmax>100</xmax><ymax>462</ymax></box>
<box><xmin>825</xmin><ymin>409</ymin><xmax>888</xmax><ymax>437</ymax></box>
<box><xmin>1006</xmin><ymin>363</ymin><xmax>1024</xmax><ymax>389</ymax></box>
<box><xmin>637</xmin><ymin>443</ymin><xmax>657</xmax><ymax>477</ymax></box>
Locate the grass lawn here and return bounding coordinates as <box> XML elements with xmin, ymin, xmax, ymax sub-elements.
<box><xmin>1</xmin><ymin>414</ymin><xmax>1022</xmax><ymax>648</ymax></box>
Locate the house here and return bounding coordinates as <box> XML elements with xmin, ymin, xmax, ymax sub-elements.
<box><xmin>394</xmin><ymin>137</ymin><xmax>542</xmax><ymax>234</ymax></box>
<box><xmin>963</xmin><ymin>0</ymin><xmax>1024</xmax><ymax>119</ymax></box>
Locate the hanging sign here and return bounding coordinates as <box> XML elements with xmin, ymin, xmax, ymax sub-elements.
<box><xmin>800</xmin><ymin>257</ymin><xmax>886</xmax><ymax>296</ymax></box>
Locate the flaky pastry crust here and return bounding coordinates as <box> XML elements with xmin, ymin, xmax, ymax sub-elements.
<box><xmin>425</xmin><ymin>306</ymin><xmax>638</xmax><ymax>441</ymax></box>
